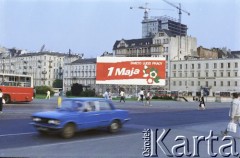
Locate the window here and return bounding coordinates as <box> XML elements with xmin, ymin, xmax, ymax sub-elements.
<box><xmin>192</xmin><ymin>64</ymin><xmax>194</xmax><ymax>69</ymax></box>
<box><xmin>214</xmin><ymin>81</ymin><xmax>216</xmax><ymax>86</ymax></box>
<box><xmin>227</xmin><ymin>72</ymin><xmax>230</xmax><ymax>77</ymax></box>
<box><xmin>206</xmin><ymin>81</ymin><xmax>208</xmax><ymax>87</ymax></box>
<box><xmin>179</xmin><ymin>81</ymin><xmax>182</xmax><ymax>86</ymax></box>
<box><xmin>235</xmin><ymin>62</ymin><xmax>238</xmax><ymax>68</ymax></box>
<box><xmin>198</xmin><ymin>64</ymin><xmax>201</xmax><ymax>69</ymax></box>
<box><xmin>206</xmin><ymin>63</ymin><xmax>209</xmax><ymax>69</ymax></box>
<box><xmin>198</xmin><ymin>81</ymin><xmax>200</xmax><ymax>86</ymax></box>
<box><xmin>185</xmin><ymin>64</ymin><xmax>188</xmax><ymax>69</ymax></box>
<box><xmin>228</xmin><ymin>63</ymin><xmax>230</xmax><ymax>68</ymax></box>
<box><xmin>179</xmin><ymin>72</ymin><xmax>182</xmax><ymax>77</ymax></box>
<box><xmin>235</xmin><ymin>81</ymin><xmax>238</xmax><ymax>86</ymax></box>
<box><xmin>221</xmin><ymin>81</ymin><xmax>223</xmax><ymax>86</ymax></box>
<box><xmin>214</xmin><ymin>63</ymin><xmax>217</xmax><ymax>69</ymax></box>
<box><xmin>191</xmin><ymin>81</ymin><xmax>194</xmax><ymax>86</ymax></box>
<box><xmin>214</xmin><ymin>72</ymin><xmax>216</xmax><ymax>77</ymax></box>
<box><xmin>180</xmin><ymin>64</ymin><xmax>182</xmax><ymax>69</ymax></box>
<box><xmin>99</xmin><ymin>101</ymin><xmax>111</xmax><ymax>110</ymax></box>
<box><xmin>206</xmin><ymin>72</ymin><xmax>208</xmax><ymax>77</ymax></box>
<box><xmin>191</xmin><ymin>72</ymin><xmax>194</xmax><ymax>77</ymax></box>
<box><xmin>235</xmin><ymin>72</ymin><xmax>238</xmax><ymax>77</ymax></box>
<box><xmin>221</xmin><ymin>63</ymin><xmax>224</xmax><ymax>68</ymax></box>
<box><xmin>173</xmin><ymin>81</ymin><xmax>176</xmax><ymax>86</ymax></box>
<box><xmin>173</xmin><ymin>64</ymin><xmax>176</xmax><ymax>69</ymax></box>
<box><xmin>198</xmin><ymin>72</ymin><xmax>200</xmax><ymax>77</ymax></box>
<box><xmin>227</xmin><ymin>81</ymin><xmax>230</xmax><ymax>86</ymax></box>
<box><xmin>173</xmin><ymin>73</ymin><xmax>176</xmax><ymax>77</ymax></box>
<box><xmin>221</xmin><ymin>72</ymin><xmax>223</xmax><ymax>77</ymax></box>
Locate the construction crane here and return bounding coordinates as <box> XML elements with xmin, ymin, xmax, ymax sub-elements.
<box><xmin>162</xmin><ymin>0</ymin><xmax>190</xmax><ymax>26</ymax></box>
<box><xmin>130</xmin><ymin>3</ymin><xmax>172</xmax><ymax>20</ymax></box>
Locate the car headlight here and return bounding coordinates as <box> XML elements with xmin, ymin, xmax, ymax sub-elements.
<box><xmin>48</xmin><ymin>120</ymin><xmax>60</xmax><ymax>125</ymax></box>
<box><xmin>33</xmin><ymin>117</ymin><xmax>41</xmax><ymax>122</ymax></box>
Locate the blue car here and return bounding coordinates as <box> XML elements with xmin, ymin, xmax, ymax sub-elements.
<box><xmin>31</xmin><ymin>98</ymin><xmax>130</xmax><ymax>138</ymax></box>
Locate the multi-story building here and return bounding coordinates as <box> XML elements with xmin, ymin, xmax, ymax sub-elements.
<box><xmin>142</xmin><ymin>16</ymin><xmax>188</xmax><ymax>38</ymax></box>
<box><xmin>113</xmin><ymin>29</ymin><xmax>197</xmax><ymax>90</ymax></box>
<box><xmin>63</xmin><ymin>58</ymin><xmax>97</xmax><ymax>93</ymax></box>
<box><xmin>170</xmin><ymin>58</ymin><xmax>240</xmax><ymax>96</ymax></box>
<box><xmin>0</xmin><ymin>51</ymin><xmax>79</xmax><ymax>87</ymax></box>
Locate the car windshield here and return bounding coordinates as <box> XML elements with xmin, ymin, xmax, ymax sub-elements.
<box><xmin>60</xmin><ymin>100</ymin><xmax>83</xmax><ymax>111</ymax></box>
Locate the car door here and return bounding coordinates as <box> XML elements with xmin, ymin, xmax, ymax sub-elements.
<box><xmin>80</xmin><ymin>101</ymin><xmax>102</xmax><ymax>129</ymax></box>
<box><xmin>96</xmin><ymin>101</ymin><xmax>114</xmax><ymax>127</ymax></box>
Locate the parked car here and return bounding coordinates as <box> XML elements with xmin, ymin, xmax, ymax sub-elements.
<box><xmin>30</xmin><ymin>98</ymin><xmax>130</xmax><ymax>138</ymax></box>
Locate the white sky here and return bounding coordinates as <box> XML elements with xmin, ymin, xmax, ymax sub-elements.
<box><xmin>0</xmin><ymin>0</ymin><xmax>239</xmax><ymax>57</ymax></box>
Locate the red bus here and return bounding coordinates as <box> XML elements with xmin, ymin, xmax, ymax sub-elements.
<box><xmin>0</xmin><ymin>73</ymin><xmax>34</xmax><ymax>103</ymax></box>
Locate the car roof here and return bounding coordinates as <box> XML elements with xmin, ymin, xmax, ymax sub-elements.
<box><xmin>63</xmin><ymin>97</ymin><xmax>108</xmax><ymax>102</ymax></box>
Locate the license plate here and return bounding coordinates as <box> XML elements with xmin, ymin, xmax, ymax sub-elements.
<box><xmin>37</xmin><ymin>127</ymin><xmax>48</xmax><ymax>131</ymax></box>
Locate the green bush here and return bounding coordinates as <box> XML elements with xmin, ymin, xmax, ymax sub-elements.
<box><xmin>66</xmin><ymin>90</ymin><xmax>72</xmax><ymax>97</ymax></box>
<box><xmin>35</xmin><ymin>86</ymin><xmax>54</xmax><ymax>96</ymax></box>
<box><xmin>81</xmin><ymin>89</ymin><xmax>96</xmax><ymax>97</ymax></box>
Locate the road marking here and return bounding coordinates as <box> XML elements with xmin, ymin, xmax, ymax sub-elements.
<box><xmin>0</xmin><ymin>132</ymin><xmax>36</xmax><ymax>137</ymax></box>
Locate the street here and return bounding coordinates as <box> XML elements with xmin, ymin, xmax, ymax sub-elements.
<box><xmin>0</xmin><ymin>98</ymin><xmax>238</xmax><ymax>158</ymax></box>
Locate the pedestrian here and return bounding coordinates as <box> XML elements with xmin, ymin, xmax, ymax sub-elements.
<box><xmin>46</xmin><ymin>90</ymin><xmax>51</xmax><ymax>99</ymax></box>
<box><xmin>221</xmin><ymin>92</ymin><xmax>240</xmax><ymax>137</ymax></box>
<box><xmin>139</xmin><ymin>89</ymin><xmax>144</xmax><ymax>102</ymax></box>
<box><xmin>198</xmin><ymin>95</ymin><xmax>206</xmax><ymax>110</ymax></box>
<box><xmin>0</xmin><ymin>89</ymin><xmax>3</xmax><ymax>114</ymax></box>
<box><xmin>119</xmin><ymin>90</ymin><xmax>125</xmax><ymax>103</ymax></box>
<box><xmin>103</xmin><ymin>89</ymin><xmax>109</xmax><ymax>100</ymax></box>
<box><xmin>145</xmin><ymin>90</ymin><xmax>152</xmax><ymax>106</ymax></box>
<box><xmin>33</xmin><ymin>88</ymin><xmax>36</xmax><ymax>98</ymax></box>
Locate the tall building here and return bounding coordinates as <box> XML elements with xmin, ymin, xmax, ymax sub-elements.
<box><xmin>142</xmin><ymin>16</ymin><xmax>188</xmax><ymax>38</ymax></box>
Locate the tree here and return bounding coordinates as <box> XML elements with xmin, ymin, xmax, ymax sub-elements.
<box><xmin>71</xmin><ymin>83</ymin><xmax>83</xmax><ymax>96</ymax></box>
<box><xmin>52</xmin><ymin>79</ymin><xmax>63</xmax><ymax>88</ymax></box>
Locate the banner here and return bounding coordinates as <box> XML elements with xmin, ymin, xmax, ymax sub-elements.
<box><xmin>96</xmin><ymin>57</ymin><xmax>166</xmax><ymax>86</ymax></box>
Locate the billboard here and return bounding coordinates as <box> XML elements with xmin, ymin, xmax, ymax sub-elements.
<box><xmin>96</xmin><ymin>57</ymin><xmax>166</xmax><ymax>86</ymax></box>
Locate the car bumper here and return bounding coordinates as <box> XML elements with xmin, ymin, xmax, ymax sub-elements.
<box><xmin>30</xmin><ymin>122</ymin><xmax>62</xmax><ymax>132</ymax></box>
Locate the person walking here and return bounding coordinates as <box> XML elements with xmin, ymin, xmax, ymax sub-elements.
<box><xmin>0</xmin><ymin>89</ymin><xmax>3</xmax><ymax>114</ymax></box>
<box><xmin>139</xmin><ymin>89</ymin><xmax>144</xmax><ymax>103</ymax></box>
<box><xmin>198</xmin><ymin>95</ymin><xmax>206</xmax><ymax>110</ymax></box>
<box><xmin>221</xmin><ymin>92</ymin><xmax>240</xmax><ymax>137</ymax></box>
<box><xmin>145</xmin><ymin>90</ymin><xmax>152</xmax><ymax>106</ymax></box>
<box><xmin>103</xmin><ymin>89</ymin><xmax>109</xmax><ymax>100</ymax></box>
<box><xmin>46</xmin><ymin>90</ymin><xmax>51</xmax><ymax>99</ymax></box>
<box><xmin>119</xmin><ymin>90</ymin><xmax>125</xmax><ymax>103</ymax></box>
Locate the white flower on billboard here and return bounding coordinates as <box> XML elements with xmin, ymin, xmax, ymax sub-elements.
<box><xmin>143</xmin><ymin>66</ymin><xmax>160</xmax><ymax>84</ymax></box>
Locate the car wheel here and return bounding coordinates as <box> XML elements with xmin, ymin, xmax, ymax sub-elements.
<box><xmin>61</xmin><ymin>124</ymin><xmax>75</xmax><ymax>139</ymax></box>
<box><xmin>109</xmin><ymin>120</ymin><xmax>121</xmax><ymax>133</ymax></box>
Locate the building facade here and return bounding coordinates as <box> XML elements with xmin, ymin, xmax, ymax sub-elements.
<box><xmin>113</xmin><ymin>30</ymin><xmax>197</xmax><ymax>90</ymax></box>
<box><xmin>0</xmin><ymin>51</ymin><xmax>79</xmax><ymax>87</ymax></box>
<box><xmin>170</xmin><ymin>58</ymin><xmax>240</xmax><ymax>96</ymax></box>
<box><xmin>63</xmin><ymin>58</ymin><xmax>98</xmax><ymax>93</ymax></box>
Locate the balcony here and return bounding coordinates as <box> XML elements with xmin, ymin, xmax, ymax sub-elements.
<box><xmin>23</xmin><ymin>61</ymin><xmax>28</xmax><ymax>64</ymax></box>
<box><xmin>42</xmin><ymin>70</ymin><xmax>47</xmax><ymax>74</ymax></box>
<box><xmin>23</xmin><ymin>72</ymin><xmax>27</xmax><ymax>75</ymax></box>
<box><xmin>41</xmin><ymin>78</ymin><xmax>47</xmax><ymax>80</ymax></box>
<box><xmin>49</xmin><ymin>65</ymin><xmax>52</xmax><ymax>68</ymax></box>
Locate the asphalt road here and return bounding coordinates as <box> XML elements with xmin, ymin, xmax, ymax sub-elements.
<box><xmin>0</xmin><ymin>98</ymin><xmax>232</xmax><ymax>158</ymax></box>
